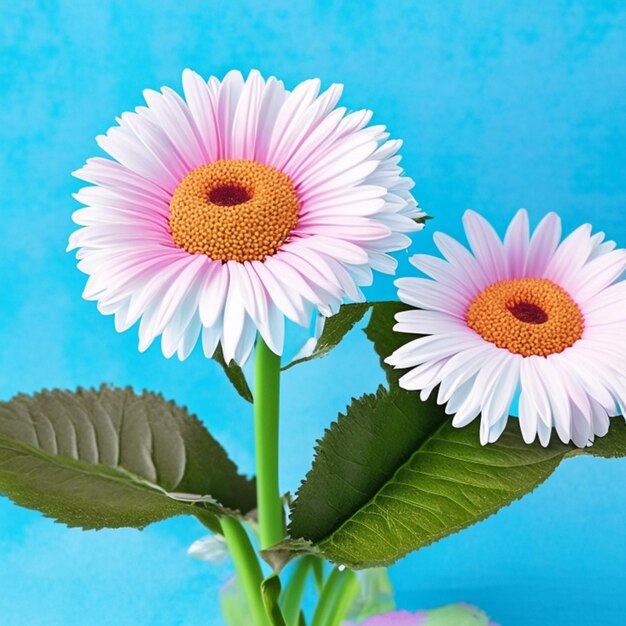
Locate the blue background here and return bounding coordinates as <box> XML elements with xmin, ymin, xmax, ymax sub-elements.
<box><xmin>1</xmin><ymin>1</ymin><xmax>625</xmax><ymax>624</ymax></box>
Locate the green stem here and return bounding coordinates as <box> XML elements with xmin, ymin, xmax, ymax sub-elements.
<box><xmin>254</xmin><ymin>336</ymin><xmax>284</xmax><ymax>550</ymax></box>
<box><xmin>310</xmin><ymin>567</ymin><xmax>359</xmax><ymax>626</ymax></box>
<box><xmin>281</xmin><ymin>556</ymin><xmax>315</xmax><ymax>626</ymax></box>
<box><xmin>327</xmin><ymin>571</ymin><xmax>359</xmax><ymax>626</ymax></box>
<box><xmin>220</xmin><ymin>517</ymin><xmax>269</xmax><ymax>626</ymax></box>
<box><xmin>312</xmin><ymin>557</ymin><xmax>325</xmax><ymax>592</ymax></box>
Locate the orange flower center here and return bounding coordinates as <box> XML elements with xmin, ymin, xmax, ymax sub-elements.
<box><xmin>169</xmin><ymin>159</ymin><xmax>300</xmax><ymax>262</ymax></box>
<box><xmin>465</xmin><ymin>277</ymin><xmax>584</xmax><ymax>356</ymax></box>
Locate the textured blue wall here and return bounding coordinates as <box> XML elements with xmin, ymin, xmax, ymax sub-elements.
<box><xmin>1</xmin><ymin>1</ymin><xmax>625</xmax><ymax>624</ymax></box>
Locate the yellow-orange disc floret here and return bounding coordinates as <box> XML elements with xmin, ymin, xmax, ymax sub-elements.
<box><xmin>169</xmin><ymin>159</ymin><xmax>300</xmax><ymax>262</ymax></box>
<box><xmin>466</xmin><ymin>277</ymin><xmax>584</xmax><ymax>357</ymax></box>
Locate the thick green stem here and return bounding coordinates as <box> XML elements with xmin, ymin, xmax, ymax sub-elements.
<box><xmin>254</xmin><ymin>336</ymin><xmax>284</xmax><ymax>550</ymax></box>
<box><xmin>281</xmin><ymin>556</ymin><xmax>315</xmax><ymax>626</ymax></box>
<box><xmin>220</xmin><ymin>517</ymin><xmax>269</xmax><ymax>626</ymax></box>
<box><xmin>310</xmin><ymin>567</ymin><xmax>359</xmax><ymax>626</ymax></box>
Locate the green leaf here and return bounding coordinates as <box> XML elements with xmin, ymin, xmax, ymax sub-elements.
<box><xmin>282</xmin><ymin>303</ymin><xmax>372</xmax><ymax>371</ymax></box>
<box><xmin>0</xmin><ymin>385</ymin><xmax>255</xmax><ymax>531</ymax></box>
<box><xmin>261</xmin><ymin>575</ymin><xmax>287</xmax><ymax>626</ymax></box>
<box><xmin>260</xmin><ymin>537</ymin><xmax>316</xmax><ymax>573</ymax></box>
<box><xmin>362</xmin><ymin>300</ymin><xmax>413</xmax><ymax>384</ymax></box>
<box><xmin>214</xmin><ymin>344</ymin><xmax>253</xmax><ymax>403</ymax></box>
<box><xmin>289</xmin><ymin>385</ymin><xmax>626</xmax><ymax>569</ymax></box>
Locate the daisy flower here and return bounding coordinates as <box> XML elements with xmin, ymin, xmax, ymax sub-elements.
<box><xmin>386</xmin><ymin>210</ymin><xmax>626</xmax><ymax>447</ymax></box>
<box><xmin>68</xmin><ymin>69</ymin><xmax>422</xmax><ymax>364</ymax></box>
<box><xmin>343</xmin><ymin>604</ymin><xmax>499</xmax><ymax>625</ymax></box>
<box><xmin>344</xmin><ymin>610</ymin><xmax>426</xmax><ymax>626</ymax></box>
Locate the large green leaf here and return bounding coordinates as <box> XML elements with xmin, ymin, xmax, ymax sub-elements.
<box><xmin>283</xmin><ymin>303</ymin><xmax>372</xmax><ymax>371</ymax></box>
<box><xmin>0</xmin><ymin>385</ymin><xmax>255</xmax><ymax>532</ymax></box>
<box><xmin>288</xmin><ymin>385</ymin><xmax>626</xmax><ymax>569</ymax></box>
<box><xmin>214</xmin><ymin>344</ymin><xmax>253</xmax><ymax>403</ymax></box>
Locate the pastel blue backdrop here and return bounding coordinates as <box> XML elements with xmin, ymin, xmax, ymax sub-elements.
<box><xmin>1</xmin><ymin>1</ymin><xmax>625</xmax><ymax>624</ymax></box>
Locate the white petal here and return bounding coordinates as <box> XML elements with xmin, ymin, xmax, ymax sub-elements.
<box><xmin>462</xmin><ymin>210</ymin><xmax>506</xmax><ymax>282</ymax></box>
<box><xmin>526</xmin><ymin>212</ymin><xmax>561</xmax><ymax>276</ymax></box>
<box><xmin>387</xmin><ymin>332</ymin><xmax>480</xmax><ymax>368</ymax></box>
<box><xmin>230</xmin><ymin>69</ymin><xmax>266</xmax><ymax>160</ymax></box>
<box><xmin>217</xmin><ymin>70</ymin><xmax>245</xmax><ymax>159</ymax></box>
<box><xmin>198</xmin><ymin>263</ymin><xmax>229</xmax><ymax>328</ymax></box>
<box><xmin>518</xmin><ymin>391</ymin><xmax>538</xmax><ymax>444</ymax></box>
<box><xmin>221</xmin><ymin>263</ymin><xmax>247</xmax><ymax>363</ymax></box>
<box><xmin>503</xmin><ymin>209</ymin><xmax>529</xmax><ymax>277</ymax></box>
<box><xmin>182</xmin><ymin>68</ymin><xmax>220</xmax><ymax>162</ymax></box>
<box><xmin>395</xmin><ymin>277</ymin><xmax>468</xmax><ymax>317</ymax></box>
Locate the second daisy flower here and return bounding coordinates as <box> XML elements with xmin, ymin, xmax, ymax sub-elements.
<box><xmin>386</xmin><ymin>209</ymin><xmax>626</xmax><ymax>447</ymax></box>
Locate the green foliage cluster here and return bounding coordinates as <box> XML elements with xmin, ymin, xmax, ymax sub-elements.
<box><xmin>1</xmin><ymin>302</ymin><xmax>624</xmax><ymax>570</ymax></box>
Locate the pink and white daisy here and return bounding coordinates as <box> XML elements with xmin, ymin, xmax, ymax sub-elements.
<box><xmin>343</xmin><ymin>604</ymin><xmax>499</xmax><ymax>625</ymax></box>
<box><xmin>68</xmin><ymin>69</ymin><xmax>422</xmax><ymax>364</ymax></box>
<box><xmin>344</xmin><ymin>610</ymin><xmax>426</xmax><ymax>626</ymax></box>
<box><xmin>386</xmin><ymin>209</ymin><xmax>626</xmax><ymax>447</ymax></box>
